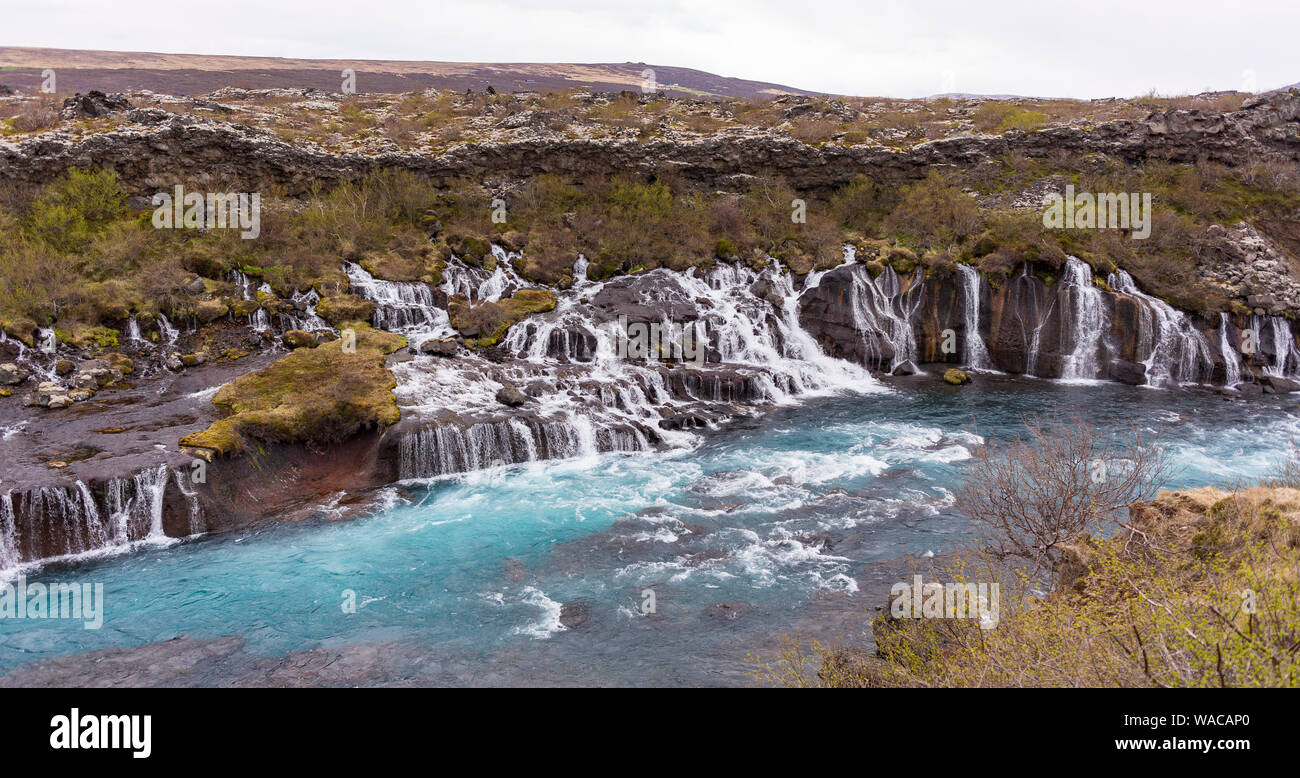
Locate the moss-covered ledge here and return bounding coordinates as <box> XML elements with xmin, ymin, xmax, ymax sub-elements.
<box><xmin>180</xmin><ymin>322</ymin><xmax>407</xmax><ymax>460</ymax></box>
<box><xmin>449</xmin><ymin>289</ymin><xmax>557</xmax><ymax>348</ymax></box>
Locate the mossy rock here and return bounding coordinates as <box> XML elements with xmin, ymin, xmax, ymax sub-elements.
<box><xmin>196</xmin><ymin>299</ymin><xmax>230</xmax><ymax>323</ymax></box>
<box><xmin>451</xmin><ymin>234</ymin><xmax>492</xmax><ymax>265</ymax></box>
<box><xmin>281</xmin><ymin>330</ymin><xmax>318</xmax><ymax>349</ymax></box>
<box><xmin>55</xmin><ymin>359</ymin><xmax>75</xmax><ymax>376</ymax></box>
<box><xmin>943</xmin><ymin>368</ymin><xmax>972</xmax><ymax>385</ymax></box>
<box><xmin>104</xmin><ymin>353</ymin><xmax>134</xmax><ymax>375</ymax></box>
<box><xmin>229</xmin><ymin>300</ymin><xmax>259</xmax><ymax>318</ymax></box>
<box><xmin>359</xmin><ymin>251</ymin><xmax>423</xmax><ymax>282</ymax></box>
<box><xmin>64</xmin><ymin>325</ymin><xmax>120</xmax><ymax>350</ymax></box>
<box><xmin>1</xmin><ymin>319</ymin><xmax>38</xmax><ymax>346</ymax></box>
<box><xmin>317</xmin><ymin>295</ymin><xmax>375</xmax><ymax>326</ymax></box>
<box><xmin>449</xmin><ymin>289</ymin><xmax>558</xmax><ymax>348</ymax></box>
<box><xmin>884</xmin><ymin>246</ymin><xmax>919</xmax><ymax>275</ymax></box>
<box><xmin>179</xmin><ymin>323</ymin><xmax>406</xmax><ymax>458</ymax></box>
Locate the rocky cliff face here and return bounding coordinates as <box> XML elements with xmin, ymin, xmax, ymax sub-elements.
<box><xmin>799</xmin><ymin>258</ymin><xmax>1299</xmax><ymax>390</ymax></box>
<box><xmin>3</xmin><ymin>91</ymin><xmax>1298</xmax><ymax>197</ymax></box>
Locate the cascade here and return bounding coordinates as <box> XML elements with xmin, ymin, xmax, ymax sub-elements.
<box><xmin>1057</xmin><ymin>257</ymin><xmax>1108</xmax><ymax>380</ymax></box>
<box><xmin>1109</xmin><ymin>270</ymin><xmax>1214</xmax><ymax>387</ymax></box>
<box><xmin>1219</xmin><ymin>313</ymin><xmax>1242</xmax><ymax>388</ymax></box>
<box><xmin>955</xmin><ymin>263</ymin><xmax>992</xmax><ymax>370</ymax></box>
<box><xmin>345</xmin><ymin>261</ymin><xmax>453</xmax><ymax>337</ymax></box>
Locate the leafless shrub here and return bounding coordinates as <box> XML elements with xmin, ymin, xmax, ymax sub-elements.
<box><xmin>9</xmin><ymin>98</ymin><xmax>60</xmax><ymax>132</ymax></box>
<box><xmin>957</xmin><ymin>413</ymin><xmax>1172</xmax><ymax>575</ymax></box>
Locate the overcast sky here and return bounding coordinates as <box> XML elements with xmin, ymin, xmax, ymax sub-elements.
<box><xmin>6</xmin><ymin>0</ymin><xmax>1298</xmax><ymax>98</ymax></box>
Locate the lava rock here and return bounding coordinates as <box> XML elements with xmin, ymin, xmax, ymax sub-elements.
<box><xmin>1262</xmin><ymin>374</ymin><xmax>1300</xmax><ymax>394</ymax></box>
<box><xmin>558</xmin><ymin>601</ymin><xmax>592</xmax><ymax>630</ymax></box>
<box><xmin>706</xmin><ymin>601</ymin><xmax>750</xmax><ymax>622</ymax></box>
<box><xmin>418</xmin><ymin>338</ymin><xmax>458</xmax><ymax>357</ymax></box>
<box><xmin>60</xmin><ymin>90</ymin><xmax>132</xmax><ymax>119</ymax></box>
<box><xmin>495</xmin><ymin>386</ymin><xmax>529</xmax><ymax>407</ymax></box>
<box><xmin>1108</xmin><ymin>359</ymin><xmax>1148</xmax><ymax>386</ymax></box>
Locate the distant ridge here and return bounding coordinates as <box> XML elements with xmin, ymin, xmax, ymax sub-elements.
<box><xmin>0</xmin><ymin>46</ymin><xmax>818</xmax><ymax>98</ymax></box>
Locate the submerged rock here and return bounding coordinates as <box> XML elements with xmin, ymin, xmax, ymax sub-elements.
<box><xmin>943</xmin><ymin>368</ymin><xmax>971</xmax><ymax>385</ymax></box>
<box><xmin>558</xmin><ymin>601</ymin><xmax>592</xmax><ymax>630</ymax></box>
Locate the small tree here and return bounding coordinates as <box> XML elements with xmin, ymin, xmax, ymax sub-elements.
<box><xmin>957</xmin><ymin>413</ymin><xmax>1171</xmax><ymax>575</ymax></box>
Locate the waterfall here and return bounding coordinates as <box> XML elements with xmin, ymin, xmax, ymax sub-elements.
<box><xmin>283</xmin><ymin>289</ymin><xmax>333</xmax><ymax>333</ymax></box>
<box><xmin>842</xmin><ymin>265</ymin><xmax>922</xmax><ymax>370</ymax></box>
<box><xmin>1254</xmin><ymin>314</ymin><xmax>1299</xmax><ymax>377</ymax></box>
<box><xmin>0</xmin><ymin>492</ymin><xmax>18</xmax><ymax>571</ymax></box>
<box><xmin>37</xmin><ymin>327</ymin><xmax>57</xmax><ymax>355</ymax></box>
<box><xmin>345</xmin><ymin>261</ymin><xmax>453</xmax><ymax>337</ymax></box>
<box><xmin>232</xmin><ymin>270</ymin><xmax>254</xmax><ymax>301</ymax></box>
<box><xmin>1109</xmin><ymin>270</ymin><xmax>1214</xmax><ymax>387</ymax></box>
<box><xmin>1057</xmin><ymin>257</ymin><xmax>1107</xmax><ymax>381</ymax></box>
<box><xmin>1</xmin><ymin>329</ymin><xmax>56</xmax><ymax>383</ymax></box>
<box><xmin>0</xmin><ymin>463</ymin><xmax>187</xmax><ymax>575</ymax></box>
<box><xmin>126</xmin><ymin>315</ymin><xmax>145</xmax><ymax>343</ymax></box>
<box><xmin>440</xmin><ymin>245</ymin><xmax>534</xmax><ymax>303</ymax></box>
<box><xmin>956</xmin><ymin>263</ymin><xmax>991</xmax><ymax>370</ymax></box>
<box><xmin>395</xmin><ymin>249</ymin><xmax>878</xmax><ymax>480</ymax></box>
<box><xmin>1219</xmin><ymin>313</ymin><xmax>1242</xmax><ymax>388</ymax></box>
<box><xmin>158</xmin><ymin>313</ymin><xmax>180</xmax><ymax>344</ymax></box>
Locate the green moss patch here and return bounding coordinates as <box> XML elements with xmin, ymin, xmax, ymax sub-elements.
<box><xmin>449</xmin><ymin>289</ymin><xmax>557</xmax><ymax>348</ymax></box>
<box><xmin>180</xmin><ymin>323</ymin><xmax>406</xmax><ymax>458</ymax></box>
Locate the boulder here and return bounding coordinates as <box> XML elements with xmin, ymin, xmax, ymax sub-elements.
<box><xmin>60</xmin><ymin>90</ymin><xmax>132</xmax><ymax>119</ymax></box>
<box><xmin>0</xmin><ymin>363</ymin><xmax>26</xmax><ymax>385</ymax></box>
<box><xmin>316</xmin><ymin>295</ymin><xmax>375</xmax><ymax>326</ymax></box>
<box><xmin>22</xmin><ymin>382</ymin><xmax>70</xmax><ymax>408</ymax></box>
<box><xmin>1262</xmin><ymin>374</ymin><xmax>1300</xmax><ymax>394</ymax></box>
<box><xmin>1108</xmin><ymin>359</ymin><xmax>1148</xmax><ymax>386</ymax></box>
<box><xmin>54</xmin><ymin>359</ymin><xmax>75</xmax><ymax>377</ymax></box>
<box><xmin>705</xmin><ymin>601</ymin><xmax>749</xmax><ymax>622</ymax></box>
<box><xmin>943</xmin><ymin>368</ymin><xmax>971</xmax><ymax>385</ymax></box>
<box><xmin>195</xmin><ymin>299</ymin><xmax>230</xmax><ymax>323</ymax></box>
<box><xmin>418</xmin><ymin>338</ymin><xmax>458</xmax><ymax>357</ymax></box>
<box><xmin>495</xmin><ymin>386</ymin><xmax>529</xmax><ymax>407</ymax></box>
<box><xmin>891</xmin><ymin>360</ymin><xmax>918</xmax><ymax>376</ymax></box>
<box><xmin>281</xmin><ymin>330</ymin><xmax>318</xmax><ymax>349</ymax></box>
<box><xmin>558</xmin><ymin>601</ymin><xmax>592</xmax><ymax>630</ymax></box>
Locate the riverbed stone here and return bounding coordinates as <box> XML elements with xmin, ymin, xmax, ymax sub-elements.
<box><xmin>0</xmin><ymin>363</ymin><xmax>25</xmax><ymax>385</ymax></box>
<box><xmin>943</xmin><ymin>368</ymin><xmax>971</xmax><ymax>385</ymax></box>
